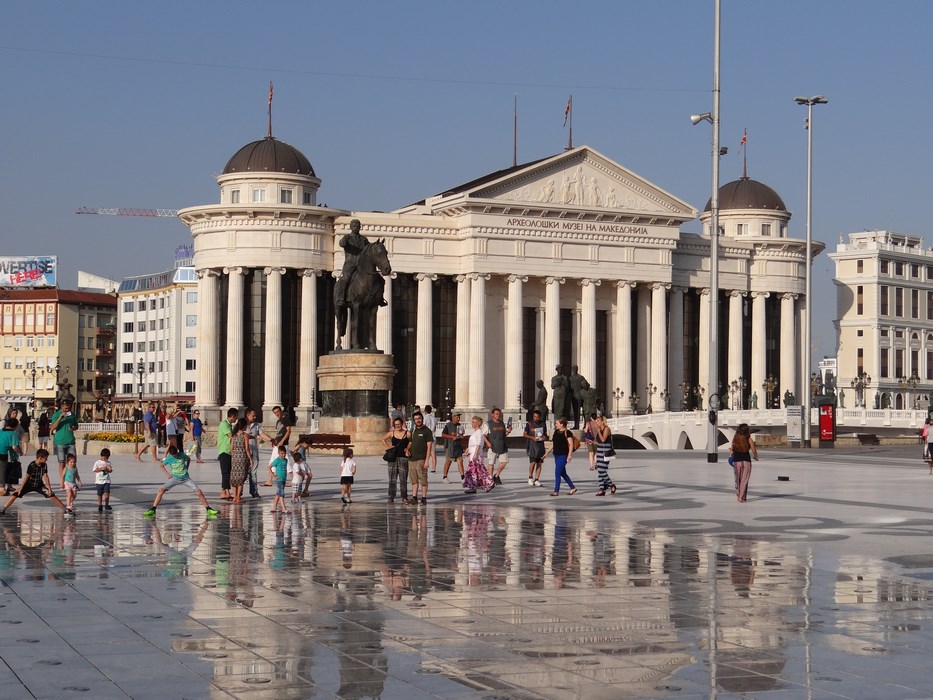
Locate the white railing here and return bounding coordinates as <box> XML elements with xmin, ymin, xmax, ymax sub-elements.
<box><xmin>608</xmin><ymin>407</ymin><xmax>928</xmax><ymax>432</ymax></box>
<box><xmin>78</xmin><ymin>422</ymin><xmax>129</xmax><ymax>433</ymax></box>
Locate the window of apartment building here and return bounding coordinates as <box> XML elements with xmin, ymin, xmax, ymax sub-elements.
<box><xmin>157</xmin><ymin>382</ymin><xmax>163</xmax><ymax>394</ymax></box>
<box><xmin>148</xmin><ymin>320</ymin><xmax>156</xmax><ymax>331</ymax></box>
<box><xmin>46</xmin><ymin>313</ymin><xmax>54</xmax><ymax>327</ymax></box>
<box><xmin>230</xmin><ymin>189</ymin><xmax>240</xmax><ymax>204</ymax></box>
<box><xmin>158</xmin><ymin>361</ymin><xmax>164</xmax><ymax>372</ymax></box>
<box><xmin>280</xmin><ymin>189</ymin><xmax>292</xmax><ymax>204</ymax></box>
<box><xmin>912</xmin><ymin>264</ymin><xmax>919</xmax><ymax>278</ymax></box>
<box><xmin>123</xmin><ymin>322</ymin><xmax>133</xmax><ymax>333</ymax></box>
<box><xmin>159</xmin><ymin>340</ymin><xmax>165</xmax><ymax>350</ymax></box>
<box><xmin>148</xmin><ymin>341</ymin><xmax>156</xmax><ymax>352</ymax></box>
<box><xmin>123</xmin><ymin>301</ymin><xmax>133</xmax><ymax>312</ymax></box>
<box><xmin>856</xmin><ymin>330</ymin><xmax>863</xmax><ymax>337</ymax></box>
<box><xmin>185</xmin><ymin>315</ymin><xmax>196</xmax><ymax>326</ymax></box>
<box><xmin>895</xmin><ymin>287</ymin><xmax>904</xmax><ymax>317</ymax></box>
<box><xmin>895</xmin><ymin>262</ymin><xmax>904</xmax><ymax>277</ymax></box>
<box><xmin>147</xmin><ymin>383</ymin><xmax>154</xmax><ymax>394</ymax></box>
<box><xmin>160</xmin><ymin>298</ymin><xmax>166</xmax><ymax>309</ymax></box>
<box><xmin>929</xmin><ymin>291</ymin><xmax>933</xmax><ymax>320</ymax></box>
<box><xmin>136</xmin><ymin>342</ymin><xmax>145</xmax><ymax>352</ymax></box>
<box><xmin>2</xmin><ymin>357</ymin><xmax>10</xmax><ymax>369</ymax></box>
<box><xmin>157</xmin><ymin>319</ymin><xmax>163</xmax><ymax>330</ymax></box>
<box><xmin>122</xmin><ymin>383</ymin><xmax>133</xmax><ymax>394</ymax></box>
<box><xmin>185</xmin><ymin>337</ymin><xmax>196</xmax><ymax>348</ymax></box>
<box><xmin>186</xmin><ymin>291</ymin><xmax>197</xmax><ymax>304</ymax></box>
<box><xmin>14</xmin><ymin>337</ymin><xmax>22</xmax><ymax>349</ymax></box>
<box><xmin>881</xmin><ymin>260</ymin><xmax>889</xmax><ymax>274</ymax></box>
<box><xmin>86</xmin><ymin>315</ymin><xmax>94</xmax><ymax>328</ymax></box>
<box><xmin>87</xmin><ymin>358</ymin><xmax>94</xmax><ymax>371</ymax></box>
<box><xmin>880</xmin><ymin>348</ymin><xmax>889</xmax><ymax>377</ymax></box>
<box><xmin>880</xmin><ymin>286</ymin><xmax>889</xmax><ymax>314</ymax></box>
<box><xmin>78</xmin><ymin>358</ymin><xmax>85</xmax><ymax>371</ymax></box>
<box><xmin>36</xmin><ymin>336</ymin><xmax>44</xmax><ymax>348</ymax></box>
<box><xmin>14</xmin><ymin>356</ymin><xmax>23</xmax><ymax>368</ymax></box>
<box><xmin>856</xmin><ymin>285</ymin><xmax>863</xmax><ymax>315</ymax></box>
<box><xmin>148</xmin><ymin>299</ymin><xmax>155</xmax><ymax>310</ymax></box>
<box><xmin>47</xmin><ymin>336</ymin><xmax>54</xmax><ymax>348</ymax></box>
<box><xmin>912</xmin><ymin>289</ymin><xmax>920</xmax><ymax>318</ymax></box>
<box><xmin>148</xmin><ymin>362</ymin><xmax>155</xmax><ymax>374</ymax></box>
<box><xmin>856</xmin><ymin>259</ymin><xmax>863</xmax><ymax>273</ymax></box>
<box><xmin>761</xmin><ymin>223</ymin><xmax>771</xmax><ymax>236</ymax></box>
<box><xmin>78</xmin><ymin>315</ymin><xmax>85</xmax><ymax>328</ymax></box>
<box><xmin>895</xmin><ymin>330</ymin><xmax>903</xmax><ymax>339</ymax></box>
<box><xmin>912</xmin><ymin>350</ymin><xmax>919</xmax><ymax>376</ymax></box>
<box><xmin>736</xmin><ymin>223</ymin><xmax>748</xmax><ymax>236</ymax></box>
<box><xmin>252</xmin><ymin>188</ymin><xmax>266</xmax><ymax>203</ymax></box>
<box><xmin>123</xmin><ymin>342</ymin><xmax>132</xmax><ymax>353</ymax></box>
<box><xmin>185</xmin><ymin>381</ymin><xmax>196</xmax><ymax>393</ymax></box>
<box><xmin>137</xmin><ymin>300</ymin><xmax>145</xmax><ymax>311</ymax></box>
<box><xmin>78</xmin><ymin>337</ymin><xmax>85</xmax><ymax>349</ymax></box>
<box><xmin>136</xmin><ymin>321</ymin><xmax>145</xmax><ymax>332</ymax></box>
<box><xmin>122</xmin><ymin>363</ymin><xmax>133</xmax><ymax>373</ymax></box>
<box><xmin>185</xmin><ymin>359</ymin><xmax>196</xmax><ymax>370</ymax></box>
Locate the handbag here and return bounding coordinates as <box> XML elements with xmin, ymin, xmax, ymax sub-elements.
<box><xmin>605</xmin><ymin>446</ymin><xmax>616</xmax><ymax>458</ymax></box>
<box><xmin>382</xmin><ymin>447</ymin><xmax>397</xmax><ymax>462</ymax></box>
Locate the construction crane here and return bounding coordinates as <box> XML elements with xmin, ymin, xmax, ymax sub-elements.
<box><xmin>75</xmin><ymin>207</ymin><xmax>179</xmax><ymax>217</ymax></box>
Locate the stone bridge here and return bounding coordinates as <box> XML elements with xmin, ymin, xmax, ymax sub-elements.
<box><xmin>606</xmin><ymin>408</ymin><xmax>929</xmax><ymax>451</ymax></box>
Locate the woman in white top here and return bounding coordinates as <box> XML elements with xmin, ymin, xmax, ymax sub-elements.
<box><xmin>463</xmin><ymin>416</ymin><xmax>494</xmax><ymax>494</ymax></box>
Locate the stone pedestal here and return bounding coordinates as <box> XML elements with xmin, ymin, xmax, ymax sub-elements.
<box><xmin>316</xmin><ymin>352</ymin><xmax>396</xmax><ymax>456</ymax></box>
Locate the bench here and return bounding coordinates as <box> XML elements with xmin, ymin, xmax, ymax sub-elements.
<box><xmin>298</xmin><ymin>433</ymin><xmax>353</xmax><ymax>452</ymax></box>
<box><xmin>856</xmin><ymin>433</ymin><xmax>880</xmax><ymax>446</ymax></box>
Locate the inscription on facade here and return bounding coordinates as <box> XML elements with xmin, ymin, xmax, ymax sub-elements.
<box><xmin>505</xmin><ymin>217</ymin><xmax>648</xmax><ymax>235</ymax></box>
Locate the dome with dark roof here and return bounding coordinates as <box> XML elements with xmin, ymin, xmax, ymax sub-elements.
<box><xmin>223</xmin><ymin>136</ymin><xmax>315</xmax><ymax>176</ymax></box>
<box><xmin>703</xmin><ymin>177</ymin><xmax>786</xmax><ymax>213</ymax></box>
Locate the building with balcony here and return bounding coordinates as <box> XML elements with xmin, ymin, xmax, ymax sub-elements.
<box><xmin>0</xmin><ymin>289</ymin><xmax>116</xmax><ymax>417</ymax></box>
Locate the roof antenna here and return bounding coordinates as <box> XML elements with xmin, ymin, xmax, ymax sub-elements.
<box><xmin>267</xmin><ymin>81</ymin><xmax>274</xmax><ymax>139</ymax></box>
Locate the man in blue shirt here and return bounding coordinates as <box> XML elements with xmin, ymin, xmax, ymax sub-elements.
<box><xmin>188</xmin><ymin>409</ymin><xmax>204</xmax><ymax>464</ymax></box>
<box><xmin>134</xmin><ymin>402</ymin><xmax>159</xmax><ymax>463</ymax></box>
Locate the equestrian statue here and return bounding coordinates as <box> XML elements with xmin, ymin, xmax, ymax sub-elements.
<box><xmin>334</xmin><ymin>219</ymin><xmax>392</xmax><ymax>351</ymax></box>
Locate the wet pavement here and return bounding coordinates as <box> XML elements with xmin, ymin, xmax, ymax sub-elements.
<box><xmin>1</xmin><ymin>445</ymin><xmax>933</xmax><ymax>698</ymax></box>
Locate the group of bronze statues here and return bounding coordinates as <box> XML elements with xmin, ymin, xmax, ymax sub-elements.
<box><xmin>530</xmin><ymin>365</ymin><xmax>598</xmax><ymax>428</ymax></box>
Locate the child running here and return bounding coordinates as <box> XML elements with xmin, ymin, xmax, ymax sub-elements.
<box><xmin>93</xmin><ymin>448</ymin><xmax>114</xmax><ymax>513</ymax></box>
<box><xmin>339</xmin><ymin>448</ymin><xmax>357</xmax><ymax>504</ymax></box>
<box><xmin>62</xmin><ymin>453</ymin><xmax>82</xmax><ymax>516</ymax></box>
<box><xmin>291</xmin><ymin>450</ymin><xmax>312</xmax><ymax>510</ymax></box>
<box><xmin>0</xmin><ymin>448</ymin><xmax>67</xmax><ymax>515</ymax></box>
<box><xmin>269</xmin><ymin>446</ymin><xmax>289</xmax><ymax>514</ymax></box>
<box><xmin>143</xmin><ymin>445</ymin><xmax>219</xmax><ymax>519</ymax></box>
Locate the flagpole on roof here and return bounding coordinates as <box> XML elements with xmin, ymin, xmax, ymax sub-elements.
<box><xmin>513</xmin><ymin>94</ymin><xmax>518</xmax><ymax>167</ymax></box>
<box><xmin>267</xmin><ymin>81</ymin><xmax>274</xmax><ymax>138</ymax></box>
<box><xmin>742</xmin><ymin>128</ymin><xmax>748</xmax><ymax>178</ymax></box>
<box><xmin>564</xmin><ymin>95</ymin><xmax>573</xmax><ymax>150</ymax></box>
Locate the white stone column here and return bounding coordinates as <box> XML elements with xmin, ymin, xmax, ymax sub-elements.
<box><xmin>727</xmin><ymin>291</ymin><xmax>744</xmax><ymax>392</ymax></box>
<box><xmin>263</xmin><ymin>267</ymin><xmax>286</xmax><ymax>409</ymax></box>
<box><xmin>298</xmin><ymin>269</ymin><xmax>320</xmax><ymax>411</ymax></box>
<box><xmin>223</xmin><ymin>266</ymin><xmax>246</xmax><ymax>410</ymax></box>
<box><xmin>697</xmin><ymin>289</ymin><xmax>709</xmax><ymax>405</ymax></box>
<box><xmin>376</xmin><ymin>273</ymin><xmax>395</xmax><ymax>355</ymax></box>
<box><xmin>615</xmin><ymin>282</ymin><xmax>633</xmax><ymax>412</ymax></box>
<box><xmin>650</xmin><ymin>283</ymin><xmax>669</xmax><ymax>412</ymax></box>
<box><xmin>579</xmin><ymin>279</ymin><xmax>600</xmax><ymax>386</ymax></box>
<box><xmin>505</xmin><ymin>275</ymin><xmax>526</xmax><ymax>415</ymax></box>
<box><xmin>669</xmin><ymin>287</ymin><xmax>685</xmax><ymax>409</ymax></box>
<box><xmin>196</xmin><ymin>269</ymin><xmax>221</xmax><ymax>412</ymax></box>
<box><xmin>544</xmin><ymin>277</ymin><xmax>564</xmax><ymax>382</ymax></box>
<box><xmin>415</xmin><ymin>273</ymin><xmax>436</xmax><ymax>406</ymax></box>
<box><xmin>780</xmin><ymin>293</ymin><xmax>797</xmax><ymax>407</ymax></box>
<box><xmin>750</xmin><ymin>292</ymin><xmax>769</xmax><ymax>409</ymax></box>
<box><xmin>636</xmin><ymin>285</ymin><xmax>651</xmax><ymax>410</ymax></box>
<box><xmin>454</xmin><ymin>274</ymin><xmax>471</xmax><ymax>410</ymax></box>
<box><xmin>468</xmin><ymin>274</ymin><xmax>490</xmax><ymax>411</ymax></box>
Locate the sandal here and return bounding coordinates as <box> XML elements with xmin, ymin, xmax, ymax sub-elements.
<box><xmin>549</xmin><ymin>492</ymin><xmax>559</xmax><ymax>497</ymax></box>
<box><xmin>568</xmin><ymin>487</ymin><xmax>577</xmax><ymax>495</ymax></box>
<box><xmin>610</xmin><ymin>484</ymin><xmax>617</xmax><ymax>495</ymax></box>
<box><xmin>595</xmin><ymin>490</ymin><xmax>606</xmax><ymax>496</ymax></box>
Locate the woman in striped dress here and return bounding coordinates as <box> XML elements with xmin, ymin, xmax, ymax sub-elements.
<box><xmin>594</xmin><ymin>415</ymin><xmax>616</xmax><ymax>496</ymax></box>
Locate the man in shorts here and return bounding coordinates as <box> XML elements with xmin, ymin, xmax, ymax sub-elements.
<box><xmin>49</xmin><ymin>399</ymin><xmax>78</xmax><ymax>488</ymax></box>
<box><xmin>143</xmin><ymin>445</ymin><xmax>219</xmax><ymax>518</ymax></box>
<box><xmin>135</xmin><ymin>402</ymin><xmax>159</xmax><ymax>463</ymax></box>
<box><xmin>0</xmin><ymin>448</ymin><xmax>66</xmax><ymax>515</ymax></box>
<box><xmin>406</xmin><ymin>411</ymin><xmax>434</xmax><ymax>505</ymax></box>
<box><xmin>483</xmin><ymin>407</ymin><xmax>512</xmax><ymax>485</ymax></box>
<box><xmin>441</xmin><ymin>412</ymin><xmax>465</xmax><ymax>482</ymax></box>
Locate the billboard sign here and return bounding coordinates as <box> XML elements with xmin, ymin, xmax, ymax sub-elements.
<box><xmin>786</xmin><ymin>405</ymin><xmax>803</xmax><ymax>442</ymax></box>
<box><xmin>0</xmin><ymin>256</ymin><xmax>57</xmax><ymax>288</ymax></box>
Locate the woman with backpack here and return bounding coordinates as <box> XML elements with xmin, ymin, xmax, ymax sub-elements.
<box><xmin>730</xmin><ymin>423</ymin><xmax>759</xmax><ymax>502</ymax></box>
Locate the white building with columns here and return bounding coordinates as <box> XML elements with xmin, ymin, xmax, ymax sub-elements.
<box><xmin>180</xmin><ymin>133</ymin><xmax>817</xmax><ymax>427</ymax></box>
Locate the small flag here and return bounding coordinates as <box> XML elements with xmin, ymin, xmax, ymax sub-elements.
<box><xmin>563</xmin><ymin>96</ymin><xmax>572</xmax><ymax>127</ymax></box>
<box><xmin>268</xmin><ymin>81</ymin><xmax>274</xmax><ymax>108</ymax></box>
<box><xmin>740</xmin><ymin>129</ymin><xmax>747</xmax><ymax>147</ymax></box>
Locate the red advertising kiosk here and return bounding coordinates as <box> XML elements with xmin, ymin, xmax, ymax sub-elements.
<box><xmin>817</xmin><ymin>397</ymin><xmax>835</xmax><ymax>448</ymax></box>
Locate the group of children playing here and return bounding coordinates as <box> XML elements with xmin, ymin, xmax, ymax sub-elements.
<box><xmin>266</xmin><ymin>445</ymin><xmax>356</xmax><ymax>513</ymax></box>
<box><xmin>0</xmin><ymin>447</ymin><xmax>114</xmax><ymax>517</ymax></box>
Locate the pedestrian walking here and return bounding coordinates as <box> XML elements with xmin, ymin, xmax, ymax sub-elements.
<box><xmin>549</xmin><ymin>418</ymin><xmax>577</xmax><ymax>496</ymax></box>
<box><xmin>382</xmin><ymin>418</ymin><xmax>410</xmax><ymax>504</ymax></box>
<box><xmin>339</xmin><ymin>448</ymin><xmax>357</xmax><ymax>504</ymax></box>
<box><xmin>593</xmin><ymin>415</ymin><xmax>616</xmax><ymax>496</ymax></box>
<box><xmin>523</xmin><ymin>409</ymin><xmax>547</xmax><ymax>486</ymax></box>
<box><xmin>217</xmin><ymin>407</ymin><xmax>238</xmax><ymax>501</ymax></box>
<box><xmin>188</xmin><ymin>409</ymin><xmax>204</xmax><ymax>463</ymax></box>
<box><xmin>483</xmin><ymin>407</ymin><xmax>512</xmax><ymax>485</ymax></box>
<box><xmin>441</xmin><ymin>413</ymin><xmax>465</xmax><ymax>482</ymax></box>
<box><xmin>407</xmin><ymin>411</ymin><xmax>434</xmax><ymax>505</ymax></box>
<box><xmin>463</xmin><ymin>416</ymin><xmax>495</xmax><ymax>494</ymax></box>
<box><xmin>229</xmin><ymin>417</ymin><xmax>252</xmax><ymax>504</ymax></box>
<box><xmin>730</xmin><ymin>423</ymin><xmax>759</xmax><ymax>502</ymax></box>
<box><xmin>92</xmin><ymin>448</ymin><xmax>114</xmax><ymax>513</ymax></box>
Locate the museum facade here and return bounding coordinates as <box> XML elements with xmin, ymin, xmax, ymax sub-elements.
<box><xmin>180</xmin><ymin>135</ymin><xmax>817</xmax><ymax>426</ymax></box>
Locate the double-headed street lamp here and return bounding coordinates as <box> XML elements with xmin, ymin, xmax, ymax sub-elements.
<box><xmin>898</xmin><ymin>372</ymin><xmax>920</xmax><ymax>409</ymax></box>
<box><xmin>851</xmin><ymin>371</ymin><xmax>871</xmax><ymax>408</ymax></box>
<box><xmin>22</xmin><ymin>362</ymin><xmax>43</xmax><ymax>419</ymax></box>
<box><xmin>762</xmin><ymin>374</ymin><xmax>777</xmax><ymax>409</ymax></box>
<box><xmin>795</xmin><ymin>94</ymin><xmax>828</xmax><ymax>445</ymax></box>
<box><xmin>135</xmin><ymin>358</ymin><xmax>146</xmax><ymax>447</ymax></box>
<box><xmin>612</xmin><ymin>387</ymin><xmax>624</xmax><ymax>416</ymax></box>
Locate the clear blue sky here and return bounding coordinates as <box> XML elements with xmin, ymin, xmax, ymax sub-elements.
<box><xmin>2</xmin><ymin>1</ymin><xmax>930</xmax><ymax>361</ymax></box>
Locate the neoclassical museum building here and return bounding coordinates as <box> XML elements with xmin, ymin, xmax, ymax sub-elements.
<box><xmin>180</xmin><ymin>134</ymin><xmax>818</xmax><ymax>425</ymax></box>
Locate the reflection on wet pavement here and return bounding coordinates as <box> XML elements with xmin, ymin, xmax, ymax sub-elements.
<box><xmin>1</xmin><ymin>500</ymin><xmax>933</xmax><ymax>698</ymax></box>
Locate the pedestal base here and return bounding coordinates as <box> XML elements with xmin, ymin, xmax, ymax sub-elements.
<box><xmin>316</xmin><ymin>352</ymin><xmax>396</xmax><ymax>455</ymax></box>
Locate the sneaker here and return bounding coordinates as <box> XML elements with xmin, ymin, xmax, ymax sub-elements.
<box><xmin>105</xmin><ymin>505</ymin><xmax>112</xmax><ymax>511</ymax></box>
<box><xmin>98</xmin><ymin>505</ymin><xmax>103</xmax><ymax>513</ymax></box>
<box><xmin>205</xmin><ymin>507</ymin><xmax>219</xmax><ymax>518</ymax></box>
<box><xmin>443</xmin><ymin>477</ymin><xmax>449</xmax><ymax>484</ymax></box>
<box><xmin>494</xmin><ymin>476</ymin><xmax>502</xmax><ymax>486</ymax></box>
<box><xmin>0</xmin><ymin>509</ymin><xmax>6</xmax><ymax>515</ymax></box>
<box><xmin>534</xmin><ymin>480</ymin><xmax>541</xmax><ymax>487</ymax></box>
<box><xmin>420</xmin><ymin>497</ymin><xmax>427</xmax><ymax>505</ymax></box>
<box><xmin>143</xmin><ymin>507</ymin><xmax>157</xmax><ymax>518</ymax></box>
<box><xmin>341</xmin><ymin>496</ymin><xmax>349</xmax><ymax>504</ymax></box>
<box><xmin>65</xmin><ymin>508</ymin><xmax>74</xmax><ymax>516</ymax></box>
<box><xmin>528</xmin><ymin>477</ymin><xmax>534</xmax><ymax>486</ymax></box>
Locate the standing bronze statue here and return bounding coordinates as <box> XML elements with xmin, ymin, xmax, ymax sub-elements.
<box><xmin>551</xmin><ymin>366</ymin><xmax>571</xmax><ymax>421</ymax></box>
<box><xmin>532</xmin><ymin>379</ymin><xmax>549</xmax><ymax>421</ymax></box>
<box><xmin>334</xmin><ymin>219</ymin><xmax>392</xmax><ymax>351</ymax></box>
<box><xmin>568</xmin><ymin>365</ymin><xmax>588</xmax><ymax>428</ymax></box>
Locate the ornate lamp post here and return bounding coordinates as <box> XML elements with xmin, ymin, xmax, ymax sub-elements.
<box><xmin>22</xmin><ymin>362</ymin><xmax>43</xmax><ymax>419</ymax></box>
<box><xmin>135</xmin><ymin>357</ymin><xmax>146</xmax><ymax>449</ymax></box>
<box><xmin>810</xmin><ymin>372</ymin><xmax>822</xmax><ymax>405</ymax></box>
<box><xmin>898</xmin><ymin>373</ymin><xmax>920</xmax><ymax>409</ymax></box>
<box><xmin>645</xmin><ymin>383</ymin><xmax>657</xmax><ymax>413</ymax></box>
<box><xmin>45</xmin><ymin>360</ymin><xmax>70</xmax><ymax>408</ymax></box>
<box><xmin>612</xmin><ymin>387</ymin><xmax>624</xmax><ymax>416</ymax></box>
<box><xmin>850</xmin><ymin>372</ymin><xmax>871</xmax><ymax>408</ymax></box>
<box><xmin>762</xmin><ymin>374</ymin><xmax>777</xmax><ymax>409</ymax></box>
<box><xmin>659</xmin><ymin>389</ymin><xmax>669</xmax><ymax>412</ymax></box>
<box><xmin>628</xmin><ymin>393</ymin><xmax>640</xmax><ymax>415</ymax></box>
<box><xmin>693</xmin><ymin>385</ymin><xmax>705</xmax><ymax>410</ymax></box>
<box><xmin>678</xmin><ymin>381</ymin><xmax>691</xmax><ymax>411</ymax></box>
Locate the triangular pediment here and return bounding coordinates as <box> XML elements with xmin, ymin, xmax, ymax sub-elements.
<box><xmin>462</xmin><ymin>146</ymin><xmax>696</xmax><ymax>221</ymax></box>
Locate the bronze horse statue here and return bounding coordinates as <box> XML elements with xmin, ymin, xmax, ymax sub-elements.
<box><xmin>334</xmin><ymin>238</ymin><xmax>391</xmax><ymax>350</ymax></box>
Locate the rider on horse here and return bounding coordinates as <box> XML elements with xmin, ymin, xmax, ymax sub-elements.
<box><xmin>335</xmin><ymin>219</ymin><xmax>387</xmax><ymax>308</ymax></box>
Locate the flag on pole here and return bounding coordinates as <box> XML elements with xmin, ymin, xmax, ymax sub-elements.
<box><xmin>268</xmin><ymin>81</ymin><xmax>274</xmax><ymax>108</ymax></box>
<box><xmin>563</xmin><ymin>96</ymin><xmax>572</xmax><ymax>127</ymax></box>
<box><xmin>739</xmin><ymin>128</ymin><xmax>747</xmax><ymax>150</ymax></box>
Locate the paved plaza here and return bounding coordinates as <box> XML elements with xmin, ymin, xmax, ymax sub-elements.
<box><xmin>1</xmin><ymin>443</ymin><xmax>933</xmax><ymax>698</ymax></box>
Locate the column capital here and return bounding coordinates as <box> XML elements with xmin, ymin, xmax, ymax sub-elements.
<box><xmin>223</xmin><ymin>266</ymin><xmax>247</xmax><ymax>276</ymax></box>
<box><xmin>301</xmin><ymin>268</ymin><xmax>322</xmax><ymax>278</ymax></box>
<box><xmin>197</xmin><ymin>268</ymin><xmax>221</xmax><ymax>279</ymax></box>
<box><xmin>507</xmin><ymin>274</ymin><xmax>528</xmax><ymax>284</ymax></box>
<box><xmin>752</xmin><ymin>291</ymin><xmax>771</xmax><ymax>300</ymax></box>
<box><xmin>781</xmin><ymin>292</ymin><xmax>798</xmax><ymax>301</ymax></box>
<box><xmin>729</xmin><ymin>290</ymin><xmax>746</xmax><ymax>298</ymax></box>
<box><xmin>455</xmin><ymin>274</ymin><xmax>470</xmax><ymax>284</ymax></box>
<box><xmin>579</xmin><ymin>278</ymin><xmax>602</xmax><ymax>287</ymax></box>
<box><xmin>545</xmin><ymin>276</ymin><xmax>565</xmax><ymax>286</ymax></box>
<box><xmin>652</xmin><ymin>282</ymin><xmax>671</xmax><ymax>292</ymax></box>
<box><xmin>263</xmin><ymin>266</ymin><xmax>287</xmax><ymax>276</ymax></box>
<box><xmin>469</xmin><ymin>273</ymin><xmax>491</xmax><ymax>282</ymax></box>
<box><xmin>415</xmin><ymin>272</ymin><xmax>438</xmax><ymax>282</ymax></box>
<box><xmin>614</xmin><ymin>280</ymin><xmax>633</xmax><ymax>290</ymax></box>
<box><xmin>697</xmin><ymin>287</ymin><xmax>709</xmax><ymax>297</ymax></box>
<box><xmin>670</xmin><ymin>285</ymin><xmax>687</xmax><ymax>294</ymax></box>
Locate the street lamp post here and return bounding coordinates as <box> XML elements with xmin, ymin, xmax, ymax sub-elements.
<box><xmin>762</xmin><ymin>374</ymin><xmax>777</xmax><ymax>409</ymax></box>
<box><xmin>22</xmin><ymin>362</ymin><xmax>43</xmax><ymax>419</ymax></box>
<box><xmin>45</xmin><ymin>360</ymin><xmax>70</xmax><ymax>409</ymax></box>
<box><xmin>135</xmin><ymin>357</ymin><xmax>146</xmax><ymax>448</ymax></box>
<box><xmin>850</xmin><ymin>371</ymin><xmax>871</xmax><ymax>408</ymax></box>
<box><xmin>659</xmin><ymin>389</ymin><xmax>669</xmax><ymax>412</ymax></box>
<box><xmin>898</xmin><ymin>373</ymin><xmax>920</xmax><ymax>409</ymax></box>
<box><xmin>645</xmin><ymin>383</ymin><xmax>657</xmax><ymax>414</ymax></box>
<box><xmin>693</xmin><ymin>385</ymin><xmax>705</xmax><ymax>410</ymax></box>
<box><xmin>629</xmin><ymin>393</ymin><xmax>640</xmax><ymax>415</ymax></box>
<box><xmin>612</xmin><ymin>387</ymin><xmax>624</xmax><ymax>416</ymax></box>
<box><xmin>678</xmin><ymin>381</ymin><xmax>691</xmax><ymax>411</ymax></box>
<box><xmin>795</xmin><ymin>94</ymin><xmax>828</xmax><ymax>446</ymax></box>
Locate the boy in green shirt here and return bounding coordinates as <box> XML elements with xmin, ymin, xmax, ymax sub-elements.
<box><xmin>143</xmin><ymin>445</ymin><xmax>219</xmax><ymax>518</ymax></box>
<box><xmin>268</xmin><ymin>446</ymin><xmax>289</xmax><ymax>514</ymax></box>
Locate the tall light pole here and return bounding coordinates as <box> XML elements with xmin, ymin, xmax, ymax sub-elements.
<box><xmin>794</xmin><ymin>95</ymin><xmax>828</xmax><ymax>447</ymax></box>
<box><xmin>692</xmin><ymin>0</ymin><xmax>722</xmax><ymax>463</ymax></box>
<box><xmin>135</xmin><ymin>357</ymin><xmax>146</xmax><ymax>449</ymax></box>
